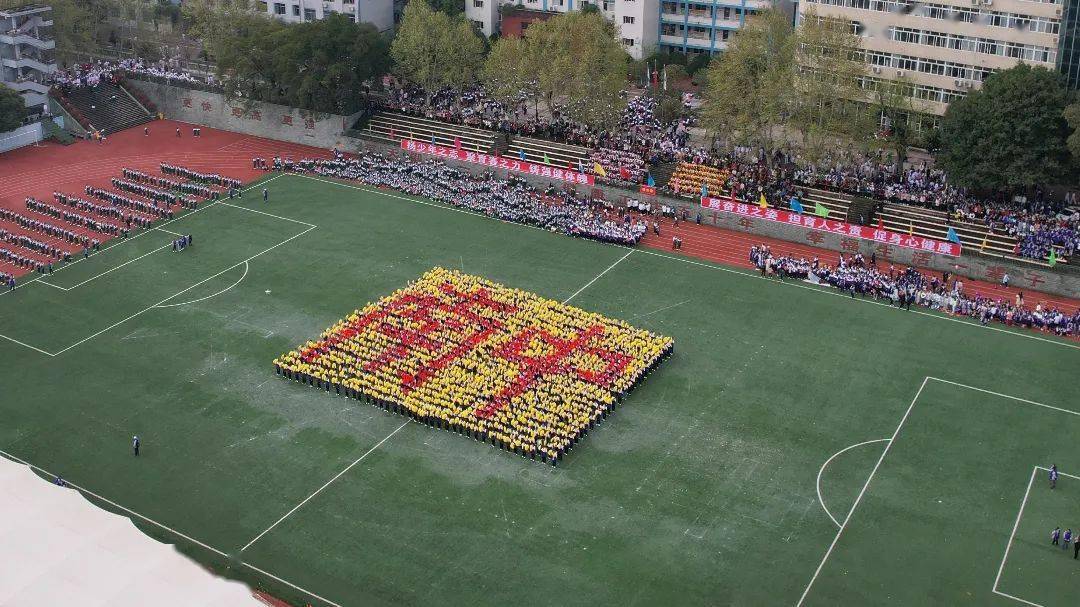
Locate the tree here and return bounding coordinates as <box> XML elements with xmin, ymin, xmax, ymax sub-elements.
<box><xmin>390</xmin><ymin>0</ymin><xmax>484</xmax><ymax>107</ymax></box>
<box><xmin>700</xmin><ymin>9</ymin><xmax>794</xmax><ymax>153</ymax></box>
<box><xmin>482</xmin><ymin>37</ymin><xmax>537</xmax><ymax>110</ymax></box>
<box><xmin>181</xmin><ymin>0</ymin><xmax>256</xmax><ymax>61</ymax></box>
<box><xmin>518</xmin><ymin>11</ymin><xmax>628</xmax><ymax>129</ymax></box>
<box><xmin>1065</xmin><ymin>103</ymin><xmax>1080</xmax><ymax>169</ymax></box>
<box><xmin>211</xmin><ymin>11</ymin><xmax>286</xmax><ymax>105</ymax></box>
<box><xmin>869</xmin><ymin>77</ymin><xmax>918</xmax><ymax>170</ymax></box>
<box><xmin>271</xmin><ymin>15</ymin><xmax>389</xmax><ymax>114</ymax></box>
<box><xmin>0</xmin><ymin>85</ymin><xmax>24</xmax><ymax>133</ymax></box>
<box><xmin>792</xmin><ymin>9</ymin><xmax>870</xmax><ymax>161</ymax></box>
<box><xmin>938</xmin><ymin>64</ymin><xmax>1071</xmax><ymax>190</ymax></box>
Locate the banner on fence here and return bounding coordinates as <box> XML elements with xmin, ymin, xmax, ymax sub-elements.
<box><xmin>401</xmin><ymin>139</ymin><xmax>594</xmax><ymax>186</ymax></box>
<box><xmin>701</xmin><ymin>195</ymin><xmax>962</xmax><ymax>257</ymax></box>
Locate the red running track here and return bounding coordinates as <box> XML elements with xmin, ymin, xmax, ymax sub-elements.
<box><xmin>0</xmin><ymin>119</ymin><xmax>334</xmax><ymax>277</ymax></box>
<box><xmin>1</xmin><ymin>119</ymin><xmax>1076</xmax><ymax>315</ymax></box>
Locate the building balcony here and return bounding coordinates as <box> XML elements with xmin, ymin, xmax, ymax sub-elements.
<box><xmin>1</xmin><ymin>56</ymin><xmax>55</xmax><ymax>74</ymax></box>
<box><xmin>660</xmin><ymin>34</ymin><xmax>685</xmax><ymax>45</ymax></box>
<box><xmin>0</xmin><ymin>32</ymin><xmax>56</xmax><ymax>50</ymax></box>
<box><xmin>3</xmin><ymin>78</ymin><xmax>48</xmax><ymax>95</ymax></box>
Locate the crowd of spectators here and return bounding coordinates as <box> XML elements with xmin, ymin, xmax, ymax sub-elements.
<box><xmin>751</xmin><ymin>245</ymin><xmax>1079</xmax><ymax>335</ymax></box>
<box><xmin>259</xmin><ymin>151</ymin><xmax>647</xmax><ymax>246</ymax></box>
<box><xmin>50</xmin><ymin>58</ymin><xmax>213</xmax><ymax>94</ymax></box>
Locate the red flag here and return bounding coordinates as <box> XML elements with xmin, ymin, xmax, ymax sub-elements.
<box><xmin>876</xmin><ymin>217</ymin><xmax>883</xmax><ymax>229</ymax></box>
<box><xmin>390</xmin><ymin>127</ymin><xmax>396</xmax><ymax>140</ymax></box>
<box><xmin>454</xmin><ymin>136</ymin><xmax>461</xmax><ymax>150</ymax></box>
<box><xmin>619</xmin><ymin>166</ymin><xmax>630</xmax><ymax>180</ymax></box>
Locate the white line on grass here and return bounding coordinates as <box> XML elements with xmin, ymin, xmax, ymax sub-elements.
<box><xmin>927</xmin><ymin>377</ymin><xmax>1080</xmax><ymax>417</ymax></box>
<box><xmin>290</xmin><ymin>174</ymin><xmax>1080</xmax><ymax>352</ymax></box>
<box><xmin>42</xmin><ymin>241</ymin><xmax>176</xmax><ymax>292</ymax></box>
<box><xmin>814</xmin><ymin>438</ymin><xmax>891</xmax><ymax>528</ymax></box>
<box><xmin>155</xmin><ymin>227</ymin><xmax>185</xmax><ymax>237</ymax></box>
<box><xmin>992</xmin><ymin>467</ymin><xmax>1039</xmax><ymax>604</ymax></box>
<box><xmin>50</xmin><ymin>225</ymin><xmax>316</xmax><ymax>357</ymax></box>
<box><xmin>216</xmin><ymin>201</ymin><xmax>318</xmax><ymax>228</ymax></box>
<box><xmin>799</xmin><ymin>379</ymin><xmax>1077</xmax><ymax>605</ymax></box>
<box><xmin>632</xmin><ymin>299</ymin><xmax>692</xmax><ymax>320</ymax></box>
<box><xmin>562</xmin><ymin>250</ymin><xmax>634</xmax><ymax>304</ymax></box>
<box><xmin>797</xmin><ymin>377</ymin><xmax>929</xmax><ymax>606</ymax></box>
<box><xmin>0</xmin><ymin>447</ymin><xmax>344</xmax><ymax>607</ymax></box>
<box><xmin>0</xmin><ymin>332</ymin><xmax>56</xmax><ymax>356</ymax></box>
<box><xmin>0</xmin><ymin>173</ymin><xmax>283</xmax><ymax>299</ymax></box>
<box><xmin>155</xmin><ymin>261</ymin><xmax>249</xmax><ymax>309</ymax></box>
<box><xmin>239</xmin><ymin>420</ymin><xmax>411</xmax><ymax>553</ymax></box>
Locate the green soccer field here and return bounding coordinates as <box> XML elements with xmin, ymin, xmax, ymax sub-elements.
<box><xmin>1</xmin><ymin>172</ymin><xmax>1077</xmax><ymax>607</ymax></box>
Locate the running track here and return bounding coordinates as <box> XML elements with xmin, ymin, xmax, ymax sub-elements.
<box><xmin>1</xmin><ymin>119</ymin><xmax>1076</xmax><ymax>316</ymax></box>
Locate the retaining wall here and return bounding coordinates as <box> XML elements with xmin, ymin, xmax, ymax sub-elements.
<box><xmin>125</xmin><ymin>78</ymin><xmax>360</xmax><ymax>150</ymax></box>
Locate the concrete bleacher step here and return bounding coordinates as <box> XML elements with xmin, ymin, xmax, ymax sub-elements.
<box><xmin>61</xmin><ymin>82</ymin><xmax>152</xmax><ymax>135</ymax></box>
<box><xmin>366</xmin><ymin>111</ymin><xmax>496</xmax><ymax>154</ymax></box>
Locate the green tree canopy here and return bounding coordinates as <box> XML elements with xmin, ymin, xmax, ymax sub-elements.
<box><xmin>939</xmin><ymin>64</ymin><xmax>1071</xmax><ymax>190</ymax></box>
<box><xmin>206</xmin><ymin>10</ymin><xmax>387</xmax><ymax>114</ymax></box>
<box><xmin>701</xmin><ymin>9</ymin><xmax>795</xmax><ymax>153</ymax></box>
<box><xmin>390</xmin><ymin>0</ymin><xmax>485</xmax><ymax>106</ymax></box>
<box><xmin>0</xmin><ymin>84</ymin><xmax>25</xmax><ymax>132</ymax></box>
<box><xmin>482</xmin><ymin>11</ymin><xmax>628</xmax><ymax>130</ymax></box>
<box><xmin>1064</xmin><ymin>102</ymin><xmax>1080</xmax><ymax>174</ymax></box>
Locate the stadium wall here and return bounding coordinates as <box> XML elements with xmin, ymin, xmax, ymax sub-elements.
<box><xmin>375</xmin><ymin>140</ymin><xmax>1080</xmax><ymax>298</ymax></box>
<box><xmin>124</xmin><ymin>79</ymin><xmax>360</xmax><ymax>150</ymax></box>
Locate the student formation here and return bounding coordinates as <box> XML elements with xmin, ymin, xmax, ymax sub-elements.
<box><xmin>274</xmin><ymin>268</ymin><xmax>673</xmax><ymax>464</ymax></box>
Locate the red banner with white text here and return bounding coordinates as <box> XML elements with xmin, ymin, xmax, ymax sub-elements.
<box><xmin>401</xmin><ymin>139</ymin><xmax>595</xmax><ymax>186</ymax></box>
<box><xmin>701</xmin><ymin>196</ymin><xmax>962</xmax><ymax>257</ymax></box>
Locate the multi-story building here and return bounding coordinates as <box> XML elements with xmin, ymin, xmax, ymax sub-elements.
<box><xmin>468</xmin><ymin>0</ymin><xmax>660</xmax><ymax>58</ymax></box>
<box><xmin>798</xmin><ymin>0</ymin><xmax>1070</xmax><ymax>114</ymax></box>
<box><xmin>0</xmin><ymin>3</ymin><xmax>56</xmax><ymax>109</ymax></box>
<box><xmin>658</xmin><ymin>0</ymin><xmax>774</xmax><ymax>55</ymax></box>
<box><xmin>260</xmin><ymin>0</ymin><xmax>394</xmax><ymax>32</ymax></box>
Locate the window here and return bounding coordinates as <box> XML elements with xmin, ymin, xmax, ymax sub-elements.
<box><xmin>473</xmin><ymin>0</ymin><xmax>483</xmax><ymax>6</ymax></box>
<box><xmin>623</xmin><ymin>15</ymin><xmax>635</xmax><ymax>23</ymax></box>
<box><xmin>304</xmin><ymin>8</ymin><xmax>316</xmax><ymax>20</ymax></box>
<box><xmin>622</xmin><ymin>37</ymin><xmax>635</xmax><ymax>46</ymax></box>
<box><xmin>292</xmin><ymin>4</ymin><xmax>300</xmax><ymax>16</ymax></box>
<box><xmin>274</xmin><ymin>2</ymin><xmax>286</xmax><ymax>15</ymax></box>
<box><xmin>473</xmin><ymin>19</ymin><xmax>483</xmax><ymax>29</ymax></box>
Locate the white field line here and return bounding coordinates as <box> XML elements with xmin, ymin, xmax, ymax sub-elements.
<box><xmin>0</xmin><ymin>331</ymin><xmax>55</xmax><ymax>356</ymax></box>
<box><xmin>797</xmin><ymin>377</ymin><xmax>929</xmax><ymax>606</ymax></box>
<box><xmin>240</xmin><ymin>420</ymin><xmax>411</xmax><ymax>553</ymax></box>
<box><xmin>814</xmin><ymin>438</ymin><xmax>891</xmax><ymax>528</ymax></box>
<box><xmin>0</xmin><ymin>173</ymin><xmax>283</xmax><ymax>298</ymax></box>
<box><xmin>216</xmin><ymin>201</ymin><xmax>317</xmax><ymax>228</ymax></box>
<box><xmin>562</xmin><ymin>250</ymin><xmax>634</xmax><ymax>304</ymax></box>
<box><xmin>990</xmin><ymin>465</ymin><xmax>1080</xmax><ymax>607</ymax></box>
<box><xmin>992</xmin><ymin>467</ymin><xmax>1039</xmax><ymax>603</ymax></box>
<box><xmin>155</xmin><ymin>261</ymin><xmax>249</xmax><ymax>309</ymax></box>
<box><xmin>0</xmin><ymin>448</ymin><xmax>343</xmax><ymax>607</ymax></box>
<box><xmin>155</xmin><ymin>227</ymin><xmax>185</xmax><ymax>237</ymax></box>
<box><xmin>798</xmin><ymin>379</ymin><xmax>1078</xmax><ymax>605</ymax></box>
<box><xmin>49</xmin><ymin>224</ymin><xmax>316</xmax><ymax>357</ymax></box>
<box><xmin>40</xmin><ymin>241</ymin><xmax>175</xmax><ymax>291</ymax></box>
<box><xmin>631</xmin><ymin>299</ymin><xmax>692</xmax><ymax>320</ymax></box>
<box><xmin>290</xmin><ymin>174</ymin><xmax>1080</xmax><ymax>352</ymax></box>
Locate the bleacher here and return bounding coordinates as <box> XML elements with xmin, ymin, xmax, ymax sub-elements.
<box><xmin>363</xmin><ymin>112</ymin><xmax>497</xmax><ymax>154</ymax></box>
<box><xmin>506</xmin><ymin>136</ymin><xmax>589</xmax><ymax>169</ymax></box>
<box><xmin>878</xmin><ymin>203</ymin><xmax>1020</xmax><ymax>258</ymax></box>
<box><xmin>59</xmin><ymin>82</ymin><xmax>153</xmax><ymax>135</ymax></box>
<box><xmin>798</xmin><ymin>187</ymin><xmax>852</xmax><ymax>222</ymax></box>
<box><xmin>797</xmin><ymin>187</ymin><xmax>1038</xmax><ymax>262</ymax></box>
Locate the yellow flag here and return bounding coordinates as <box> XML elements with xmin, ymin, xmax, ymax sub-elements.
<box><xmin>908</xmin><ymin>221</ymin><xmax>914</xmax><ymax>236</ymax></box>
<box><xmin>759</xmin><ymin>193</ymin><xmax>768</xmax><ymax>209</ymax></box>
<box><xmin>980</xmin><ymin>234</ymin><xmax>988</xmax><ymax>251</ymax></box>
<box><xmin>593</xmin><ymin>162</ymin><xmax>607</xmax><ymax>178</ymax></box>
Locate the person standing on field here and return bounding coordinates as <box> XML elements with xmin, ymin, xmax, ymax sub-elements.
<box><xmin>132</xmin><ymin>435</ymin><xmax>140</xmax><ymax>457</ymax></box>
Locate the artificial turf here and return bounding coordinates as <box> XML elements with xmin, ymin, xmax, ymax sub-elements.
<box><xmin>0</xmin><ymin>172</ymin><xmax>1076</xmax><ymax>606</ymax></box>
